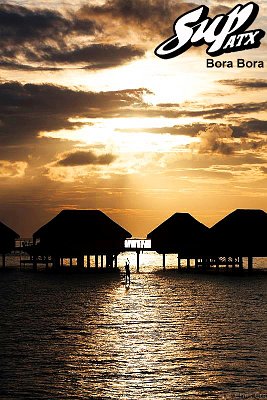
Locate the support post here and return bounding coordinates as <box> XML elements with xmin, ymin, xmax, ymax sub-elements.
<box><xmin>163</xmin><ymin>253</ymin><xmax>166</xmax><ymax>271</ymax></box>
<box><xmin>114</xmin><ymin>255</ymin><xmax>118</xmax><ymax>269</ymax></box>
<box><xmin>137</xmin><ymin>250</ymin><xmax>140</xmax><ymax>272</ymax></box>
<box><xmin>101</xmin><ymin>255</ymin><xmax>104</xmax><ymax>269</ymax></box>
<box><xmin>77</xmin><ymin>255</ymin><xmax>84</xmax><ymax>269</ymax></box>
<box><xmin>95</xmin><ymin>255</ymin><xmax>98</xmax><ymax>269</ymax></box>
<box><xmin>226</xmin><ymin>256</ymin><xmax>229</xmax><ymax>270</ymax></box>
<box><xmin>239</xmin><ymin>256</ymin><xmax>243</xmax><ymax>270</ymax></box>
<box><xmin>202</xmin><ymin>257</ymin><xmax>207</xmax><ymax>271</ymax></box>
<box><xmin>187</xmin><ymin>258</ymin><xmax>190</xmax><ymax>270</ymax></box>
<box><xmin>87</xmin><ymin>255</ymin><xmax>90</xmax><ymax>269</ymax></box>
<box><xmin>178</xmin><ymin>255</ymin><xmax>181</xmax><ymax>270</ymax></box>
<box><xmin>106</xmin><ymin>254</ymin><xmax>112</xmax><ymax>268</ymax></box>
<box><xmin>55</xmin><ymin>256</ymin><xmax>60</xmax><ymax>269</ymax></box>
<box><xmin>33</xmin><ymin>255</ymin><xmax>37</xmax><ymax>271</ymax></box>
<box><xmin>195</xmin><ymin>258</ymin><xmax>198</xmax><ymax>270</ymax></box>
<box><xmin>248</xmin><ymin>256</ymin><xmax>253</xmax><ymax>271</ymax></box>
<box><xmin>232</xmin><ymin>256</ymin><xmax>235</xmax><ymax>270</ymax></box>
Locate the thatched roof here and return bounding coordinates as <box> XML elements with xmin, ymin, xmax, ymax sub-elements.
<box><xmin>0</xmin><ymin>221</ymin><xmax>19</xmax><ymax>252</ymax></box>
<box><xmin>0</xmin><ymin>221</ymin><xmax>19</xmax><ymax>239</ymax></box>
<box><xmin>210</xmin><ymin>209</ymin><xmax>267</xmax><ymax>256</ymax></box>
<box><xmin>147</xmin><ymin>213</ymin><xmax>209</xmax><ymax>255</ymax></box>
<box><xmin>33</xmin><ymin>210</ymin><xmax>131</xmax><ymax>255</ymax></box>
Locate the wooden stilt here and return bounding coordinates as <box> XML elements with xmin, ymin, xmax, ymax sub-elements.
<box><xmin>232</xmin><ymin>256</ymin><xmax>235</xmax><ymax>269</ymax></box>
<box><xmin>101</xmin><ymin>255</ymin><xmax>103</xmax><ymax>269</ymax></box>
<box><xmin>178</xmin><ymin>255</ymin><xmax>181</xmax><ymax>270</ymax></box>
<box><xmin>137</xmin><ymin>250</ymin><xmax>140</xmax><ymax>272</ymax></box>
<box><xmin>114</xmin><ymin>255</ymin><xmax>118</xmax><ymax>269</ymax></box>
<box><xmin>239</xmin><ymin>256</ymin><xmax>243</xmax><ymax>270</ymax></box>
<box><xmin>186</xmin><ymin>258</ymin><xmax>190</xmax><ymax>270</ymax></box>
<box><xmin>87</xmin><ymin>255</ymin><xmax>90</xmax><ymax>269</ymax></box>
<box><xmin>106</xmin><ymin>254</ymin><xmax>110</xmax><ymax>268</ymax></box>
<box><xmin>248</xmin><ymin>256</ymin><xmax>253</xmax><ymax>271</ymax></box>
<box><xmin>56</xmin><ymin>257</ymin><xmax>61</xmax><ymax>269</ymax></box>
<box><xmin>163</xmin><ymin>253</ymin><xmax>166</xmax><ymax>271</ymax></box>
<box><xmin>95</xmin><ymin>255</ymin><xmax>98</xmax><ymax>269</ymax></box>
<box><xmin>195</xmin><ymin>258</ymin><xmax>198</xmax><ymax>270</ymax></box>
<box><xmin>77</xmin><ymin>255</ymin><xmax>84</xmax><ymax>268</ymax></box>
<box><xmin>33</xmin><ymin>255</ymin><xmax>37</xmax><ymax>271</ymax></box>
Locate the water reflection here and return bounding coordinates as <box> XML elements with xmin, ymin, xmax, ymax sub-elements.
<box><xmin>0</xmin><ymin>269</ymin><xmax>266</xmax><ymax>399</ymax></box>
<box><xmin>59</xmin><ymin>272</ymin><xmax>266</xmax><ymax>399</ymax></box>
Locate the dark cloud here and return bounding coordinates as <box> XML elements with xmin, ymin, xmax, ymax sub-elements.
<box><xmin>190</xmin><ymin>124</ymin><xmax>267</xmax><ymax>155</ymax></box>
<box><xmin>232</xmin><ymin>119</ymin><xmax>267</xmax><ymax>137</ymax></box>
<box><xmin>57</xmin><ymin>150</ymin><xmax>117</xmax><ymax>166</ymax></box>
<box><xmin>116</xmin><ymin>101</ymin><xmax>267</xmax><ymax>120</ymax></box>
<box><xmin>41</xmin><ymin>44</ymin><xmax>145</xmax><ymax>69</ymax></box>
<box><xmin>0</xmin><ymin>82</ymin><xmax>148</xmax><ymax>148</ymax></box>
<box><xmin>79</xmin><ymin>0</ymin><xmax>199</xmax><ymax>41</ymax></box>
<box><xmin>0</xmin><ymin>1</ymin><xmax>244</xmax><ymax>71</ymax></box>
<box><xmin>0</xmin><ymin>61</ymin><xmax>63</xmax><ymax>71</ymax></box>
<box><xmin>0</xmin><ymin>4</ymin><xmax>97</xmax><ymax>46</ymax></box>
<box><xmin>0</xmin><ymin>4</ymin><xmax>144</xmax><ymax>70</ymax></box>
<box><xmin>116</xmin><ymin>120</ymin><xmax>266</xmax><ymax>138</ymax></box>
<box><xmin>0</xmin><ymin>81</ymin><xmax>265</xmax><ymax>162</ymax></box>
<box><xmin>218</xmin><ymin>79</ymin><xmax>267</xmax><ymax>90</ymax></box>
<box><xmin>191</xmin><ymin>103</ymin><xmax>267</xmax><ymax>120</ymax></box>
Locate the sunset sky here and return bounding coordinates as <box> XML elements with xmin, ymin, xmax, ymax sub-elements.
<box><xmin>0</xmin><ymin>0</ymin><xmax>266</xmax><ymax>237</ymax></box>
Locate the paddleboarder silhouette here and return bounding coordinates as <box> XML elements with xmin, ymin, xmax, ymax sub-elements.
<box><xmin>125</xmin><ymin>258</ymin><xmax>130</xmax><ymax>285</ymax></box>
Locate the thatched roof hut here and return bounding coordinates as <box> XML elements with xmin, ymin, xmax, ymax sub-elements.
<box><xmin>33</xmin><ymin>210</ymin><xmax>131</xmax><ymax>256</ymax></box>
<box><xmin>147</xmin><ymin>213</ymin><xmax>209</xmax><ymax>257</ymax></box>
<box><xmin>210</xmin><ymin>209</ymin><xmax>267</xmax><ymax>257</ymax></box>
<box><xmin>0</xmin><ymin>221</ymin><xmax>19</xmax><ymax>253</ymax></box>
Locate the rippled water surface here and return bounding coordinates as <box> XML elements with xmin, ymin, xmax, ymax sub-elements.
<box><xmin>0</xmin><ymin>264</ymin><xmax>266</xmax><ymax>399</ymax></box>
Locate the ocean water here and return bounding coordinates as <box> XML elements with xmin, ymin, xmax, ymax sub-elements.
<box><xmin>0</xmin><ymin>254</ymin><xmax>266</xmax><ymax>399</ymax></box>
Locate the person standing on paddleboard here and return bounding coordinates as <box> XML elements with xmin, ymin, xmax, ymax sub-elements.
<box><xmin>125</xmin><ymin>258</ymin><xmax>130</xmax><ymax>285</ymax></box>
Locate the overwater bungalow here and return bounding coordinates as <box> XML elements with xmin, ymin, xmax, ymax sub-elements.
<box><xmin>30</xmin><ymin>210</ymin><xmax>131</xmax><ymax>270</ymax></box>
<box><xmin>0</xmin><ymin>221</ymin><xmax>19</xmax><ymax>268</ymax></box>
<box><xmin>209</xmin><ymin>209</ymin><xmax>267</xmax><ymax>270</ymax></box>
<box><xmin>147</xmin><ymin>213</ymin><xmax>209</xmax><ymax>269</ymax></box>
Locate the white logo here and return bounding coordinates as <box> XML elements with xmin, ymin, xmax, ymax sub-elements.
<box><xmin>155</xmin><ymin>2</ymin><xmax>265</xmax><ymax>58</ymax></box>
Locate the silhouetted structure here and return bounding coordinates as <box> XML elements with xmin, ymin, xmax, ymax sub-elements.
<box><xmin>30</xmin><ymin>210</ymin><xmax>131</xmax><ymax>270</ymax></box>
<box><xmin>147</xmin><ymin>213</ymin><xmax>209</xmax><ymax>270</ymax></box>
<box><xmin>209</xmin><ymin>209</ymin><xmax>267</xmax><ymax>270</ymax></box>
<box><xmin>0</xmin><ymin>221</ymin><xmax>19</xmax><ymax>268</ymax></box>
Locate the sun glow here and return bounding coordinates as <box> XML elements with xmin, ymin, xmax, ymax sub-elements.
<box><xmin>67</xmin><ymin>54</ymin><xmax>215</xmax><ymax>104</ymax></box>
<box><xmin>39</xmin><ymin>117</ymin><xmax>199</xmax><ymax>154</ymax></box>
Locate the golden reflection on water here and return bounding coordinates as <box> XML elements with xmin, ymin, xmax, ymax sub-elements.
<box><xmin>65</xmin><ymin>268</ymin><xmax>265</xmax><ymax>399</ymax></box>
<box><xmin>0</xmin><ymin>264</ymin><xmax>266</xmax><ymax>399</ymax></box>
